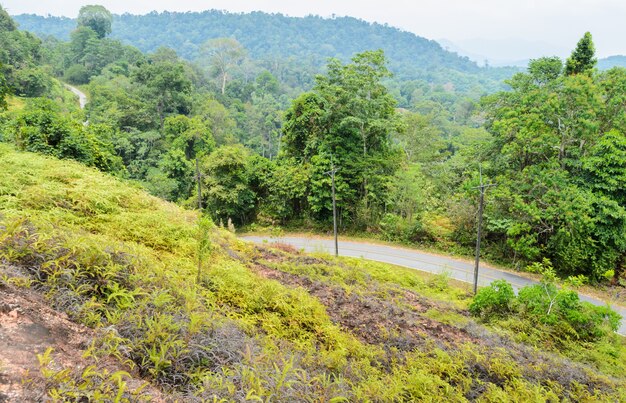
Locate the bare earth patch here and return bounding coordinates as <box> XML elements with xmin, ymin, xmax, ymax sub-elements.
<box><xmin>0</xmin><ymin>282</ymin><xmax>165</xmax><ymax>402</ymax></box>
<box><xmin>250</xmin><ymin>248</ymin><xmax>477</xmax><ymax>351</ymax></box>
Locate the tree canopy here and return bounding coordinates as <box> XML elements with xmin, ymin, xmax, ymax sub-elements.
<box><xmin>77</xmin><ymin>5</ymin><xmax>112</xmax><ymax>39</ymax></box>
<box><xmin>565</xmin><ymin>32</ymin><xmax>596</xmax><ymax>75</ymax></box>
<box><xmin>280</xmin><ymin>50</ymin><xmax>402</xmax><ymax>226</ymax></box>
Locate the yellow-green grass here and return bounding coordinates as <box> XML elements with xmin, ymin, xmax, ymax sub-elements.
<box><xmin>6</xmin><ymin>95</ymin><xmax>25</xmax><ymax>111</ymax></box>
<box><xmin>1</xmin><ymin>144</ymin><xmax>625</xmax><ymax>401</ymax></box>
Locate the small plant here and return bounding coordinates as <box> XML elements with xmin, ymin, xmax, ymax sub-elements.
<box><xmin>36</xmin><ymin>347</ymin><xmax>147</xmax><ymax>402</ymax></box>
<box><xmin>564</xmin><ymin>274</ymin><xmax>587</xmax><ymax>288</ymax></box>
<box><xmin>427</xmin><ymin>268</ymin><xmax>451</xmax><ymax>291</ymax></box>
<box><xmin>470</xmin><ymin>277</ymin><xmax>621</xmax><ymax>343</ymax></box>
<box><xmin>196</xmin><ymin>216</ymin><xmax>213</xmax><ymax>284</ymax></box>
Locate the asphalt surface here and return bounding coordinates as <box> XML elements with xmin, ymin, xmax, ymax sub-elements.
<box><xmin>242</xmin><ymin>235</ymin><xmax>626</xmax><ymax>335</ymax></box>
<box><xmin>64</xmin><ymin>84</ymin><xmax>88</xmax><ymax>109</ymax></box>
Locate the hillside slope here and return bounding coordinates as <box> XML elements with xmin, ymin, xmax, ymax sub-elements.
<box><xmin>1</xmin><ymin>144</ymin><xmax>625</xmax><ymax>400</ymax></box>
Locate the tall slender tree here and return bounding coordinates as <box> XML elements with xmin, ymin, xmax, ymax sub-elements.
<box><xmin>565</xmin><ymin>32</ymin><xmax>597</xmax><ymax>75</ymax></box>
<box><xmin>198</xmin><ymin>38</ymin><xmax>247</xmax><ymax>95</ymax></box>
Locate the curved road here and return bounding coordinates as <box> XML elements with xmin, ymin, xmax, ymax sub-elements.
<box><xmin>242</xmin><ymin>235</ymin><xmax>626</xmax><ymax>335</ymax></box>
<box><xmin>64</xmin><ymin>84</ymin><xmax>88</xmax><ymax>109</ymax></box>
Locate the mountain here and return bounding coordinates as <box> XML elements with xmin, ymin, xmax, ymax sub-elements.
<box><xmin>13</xmin><ymin>11</ymin><xmax>517</xmax><ymax>94</ymax></box>
<box><xmin>599</xmin><ymin>55</ymin><xmax>626</xmax><ymax>70</ymax></box>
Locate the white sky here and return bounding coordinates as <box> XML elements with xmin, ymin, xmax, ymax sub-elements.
<box><xmin>2</xmin><ymin>0</ymin><xmax>625</xmax><ymax>59</ymax></box>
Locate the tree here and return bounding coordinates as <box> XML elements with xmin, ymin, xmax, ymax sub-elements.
<box><xmin>480</xmin><ymin>37</ymin><xmax>626</xmax><ymax>280</ymax></box>
<box><xmin>164</xmin><ymin>114</ymin><xmax>215</xmax><ymax>159</ymax></box>
<box><xmin>565</xmin><ymin>32</ymin><xmax>596</xmax><ymax>75</ymax></box>
<box><xmin>281</xmin><ymin>50</ymin><xmax>402</xmax><ymax>226</ymax></box>
<box><xmin>0</xmin><ymin>64</ymin><xmax>10</xmax><ymax>110</ymax></box>
<box><xmin>200</xmin><ymin>145</ymin><xmax>256</xmax><ymax>224</ymax></box>
<box><xmin>6</xmin><ymin>98</ymin><xmax>123</xmax><ymax>173</ymax></box>
<box><xmin>528</xmin><ymin>57</ymin><xmax>563</xmax><ymax>85</ymax></box>
<box><xmin>0</xmin><ymin>5</ymin><xmax>16</xmax><ymax>33</ymax></box>
<box><xmin>243</xmin><ymin>93</ymin><xmax>283</xmax><ymax>159</ymax></box>
<box><xmin>193</xmin><ymin>98</ymin><xmax>237</xmax><ymax>146</ymax></box>
<box><xmin>132</xmin><ymin>49</ymin><xmax>192</xmax><ymax>130</ymax></box>
<box><xmin>77</xmin><ymin>5</ymin><xmax>112</xmax><ymax>39</ymax></box>
<box><xmin>198</xmin><ymin>38</ymin><xmax>247</xmax><ymax>95</ymax></box>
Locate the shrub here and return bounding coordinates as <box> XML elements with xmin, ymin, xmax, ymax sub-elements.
<box><xmin>472</xmin><ymin>278</ymin><xmax>622</xmax><ymax>343</ymax></box>
<box><xmin>468</xmin><ymin>279</ymin><xmax>514</xmax><ymax>319</ymax></box>
<box><xmin>65</xmin><ymin>64</ymin><xmax>90</xmax><ymax>85</ymax></box>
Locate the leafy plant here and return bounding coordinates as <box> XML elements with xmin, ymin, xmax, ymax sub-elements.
<box><xmin>468</xmin><ymin>279</ymin><xmax>514</xmax><ymax>319</ymax></box>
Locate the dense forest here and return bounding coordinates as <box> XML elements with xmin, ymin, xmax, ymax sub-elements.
<box><xmin>2</xmin><ymin>4</ymin><xmax>626</xmax><ymax>400</ymax></box>
<box><xmin>14</xmin><ymin>10</ymin><xmax>519</xmax><ymax>98</ymax></box>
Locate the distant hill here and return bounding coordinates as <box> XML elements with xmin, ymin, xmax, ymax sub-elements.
<box><xmin>13</xmin><ymin>11</ymin><xmax>517</xmax><ymax>94</ymax></box>
<box><xmin>599</xmin><ymin>55</ymin><xmax>626</xmax><ymax>70</ymax></box>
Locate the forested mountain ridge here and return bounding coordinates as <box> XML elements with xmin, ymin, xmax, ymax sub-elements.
<box><xmin>13</xmin><ymin>10</ymin><xmax>517</xmax><ymax>92</ymax></box>
<box><xmin>14</xmin><ymin>11</ymin><xmax>476</xmax><ymax>68</ymax></box>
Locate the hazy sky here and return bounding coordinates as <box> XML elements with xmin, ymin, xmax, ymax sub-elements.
<box><xmin>3</xmin><ymin>0</ymin><xmax>625</xmax><ymax>59</ymax></box>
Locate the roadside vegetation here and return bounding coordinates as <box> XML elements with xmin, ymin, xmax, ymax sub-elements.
<box><xmin>1</xmin><ymin>144</ymin><xmax>625</xmax><ymax>400</ymax></box>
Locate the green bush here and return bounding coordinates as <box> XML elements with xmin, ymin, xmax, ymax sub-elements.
<box><xmin>472</xmin><ymin>279</ymin><xmax>621</xmax><ymax>342</ymax></box>
<box><xmin>468</xmin><ymin>279</ymin><xmax>514</xmax><ymax>319</ymax></box>
<box><xmin>378</xmin><ymin>213</ymin><xmax>430</xmax><ymax>243</ymax></box>
<box><xmin>64</xmin><ymin>64</ymin><xmax>91</xmax><ymax>85</ymax></box>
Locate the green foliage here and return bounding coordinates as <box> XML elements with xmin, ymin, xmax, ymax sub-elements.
<box><xmin>481</xmin><ymin>37</ymin><xmax>626</xmax><ymax>280</ymax></box>
<box><xmin>0</xmin><ymin>12</ymin><xmax>52</xmax><ymax>98</ymax></box>
<box><xmin>197</xmin><ymin>37</ymin><xmax>247</xmax><ymax>95</ymax></box>
<box><xmin>528</xmin><ymin>56</ymin><xmax>563</xmax><ymax>84</ymax></box>
<box><xmin>14</xmin><ymin>10</ymin><xmax>514</xmax><ymax>95</ymax></box>
<box><xmin>468</xmin><ymin>280</ymin><xmax>514</xmax><ymax>319</ymax></box>
<box><xmin>0</xmin><ymin>5</ymin><xmax>16</xmax><ymax>33</ymax></box>
<box><xmin>281</xmin><ymin>50</ymin><xmax>402</xmax><ymax>227</ymax></box>
<box><xmin>253</xmin><ymin>157</ymin><xmax>310</xmax><ymax>223</ymax></box>
<box><xmin>132</xmin><ymin>49</ymin><xmax>192</xmax><ymax>128</ymax></box>
<box><xmin>565</xmin><ymin>32</ymin><xmax>597</xmax><ymax>76</ymax></box>
<box><xmin>1</xmin><ymin>98</ymin><xmax>124</xmax><ymax>174</ymax></box>
<box><xmin>64</xmin><ymin>63</ymin><xmax>90</xmax><ymax>84</ymax></box>
<box><xmin>471</xmin><ymin>274</ymin><xmax>621</xmax><ymax>343</ymax></box>
<box><xmin>201</xmin><ymin>145</ymin><xmax>256</xmax><ymax>224</ymax></box>
<box><xmin>196</xmin><ymin>215</ymin><xmax>213</xmax><ymax>283</ymax></box>
<box><xmin>36</xmin><ymin>347</ymin><xmax>147</xmax><ymax>401</ymax></box>
<box><xmin>12</xmin><ymin>66</ymin><xmax>51</xmax><ymax>97</ymax></box>
<box><xmin>77</xmin><ymin>5</ymin><xmax>112</xmax><ymax>39</ymax></box>
<box><xmin>0</xmin><ymin>63</ymin><xmax>9</xmax><ymax>110</ymax></box>
<box><xmin>1</xmin><ymin>146</ymin><xmax>625</xmax><ymax>400</ymax></box>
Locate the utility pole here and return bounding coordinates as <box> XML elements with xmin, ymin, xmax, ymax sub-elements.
<box><xmin>195</xmin><ymin>157</ymin><xmax>204</xmax><ymax>285</ymax></box>
<box><xmin>473</xmin><ymin>166</ymin><xmax>496</xmax><ymax>294</ymax></box>
<box><xmin>325</xmin><ymin>159</ymin><xmax>339</xmax><ymax>257</ymax></box>
<box><xmin>195</xmin><ymin>158</ymin><xmax>203</xmax><ymax>210</ymax></box>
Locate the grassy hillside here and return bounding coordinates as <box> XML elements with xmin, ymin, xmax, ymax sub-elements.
<box><xmin>1</xmin><ymin>144</ymin><xmax>625</xmax><ymax>400</ymax></box>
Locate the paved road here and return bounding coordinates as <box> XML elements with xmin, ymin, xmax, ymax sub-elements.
<box><xmin>64</xmin><ymin>84</ymin><xmax>88</xmax><ymax>109</ymax></box>
<box><xmin>242</xmin><ymin>235</ymin><xmax>626</xmax><ymax>335</ymax></box>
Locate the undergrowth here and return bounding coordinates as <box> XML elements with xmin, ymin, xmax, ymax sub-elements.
<box><xmin>1</xmin><ymin>144</ymin><xmax>625</xmax><ymax>401</ymax></box>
